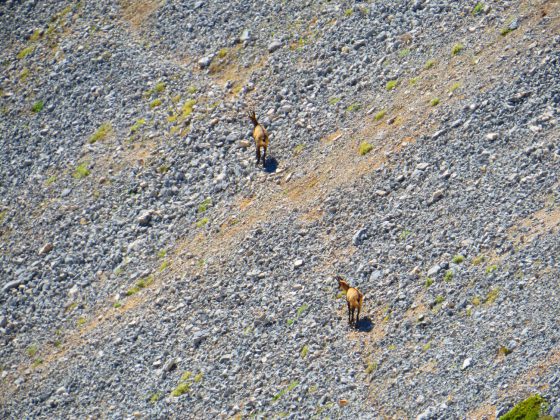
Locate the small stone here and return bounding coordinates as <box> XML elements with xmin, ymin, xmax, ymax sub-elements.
<box><xmin>416</xmin><ymin>162</ymin><xmax>429</xmax><ymax>170</ymax></box>
<box><xmin>352</xmin><ymin>228</ymin><xmax>368</xmax><ymax>246</ymax></box>
<box><xmin>462</xmin><ymin>358</ymin><xmax>472</xmax><ymax>370</ymax></box>
<box><xmin>430</xmin><ymin>189</ymin><xmax>444</xmax><ymax>204</ymax></box>
<box><xmin>163</xmin><ymin>358</ymin><xmax>178</xmax><ymax>372</ymax></box>
<box><xmin>39</xmin><ymin>243</ymin><xmax>54</xmax><ymax>255</ymax></box>
<box><xmin>2</xmin><ymin>280</ymin><xmax>23</xmax><ymax>293</ymax></box>
<box><xmin>268</xmin><ymin>40</ymin><xmax>282</xmax><ymax>53</ymax></box>
<box><xmin>353</xmin><ymin>39</ymin><xmax>366</xmax><ymax>49</ymax></box>
<box><xmin>198</xmin><ymin>55</ymin><xmax>213</xmax><ymax>69</ymax></box>
<box><xmin>137</xmin><ymin>210</ymin><xmax>152</xmax><ymax>226</ymax></box>
<box><xmin>375</xmin><ymin>190</ymin><xmax>388</xmax><ymax>196</ymax></box>
<box><xmin>293</xmin><ymin>259</ymin><xmax>304</xmax><ymax>268</ymax></box>
<box><xmin>486</xmin><ymin>133</ymin><xmax>499</xmax><ymax>141</ymax></box>
<box><xmin>0</xmin><ymin>316</ymin><xmax>6</xmax><ymax>328</ymax></box>
<box><xmin>427</xmin><ymin>265</ymin><xmax>441</xmax><ymax>277</ymax></box>
<box><xmin>193</xmin><ymin>330</ymin><xmax>208</xmax><ymax>346</ymax></box>
<box><xmin>239</xmin><ymin>140</ymin><xmax>251</xmax><ymax>148</ymax></box>
<box><xmin>240</xmin><ymin>29</ymin><xmax>251</xmax><ymax>42</ymax></box>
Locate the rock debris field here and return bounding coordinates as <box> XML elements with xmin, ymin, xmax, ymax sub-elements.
<box><xmin>1</xmin><ymin>0</ymin><xmax>560</xmax><ymax>418</ymax></box>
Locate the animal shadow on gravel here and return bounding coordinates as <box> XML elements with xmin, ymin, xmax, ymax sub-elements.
<box><xmin>355</xmin><ymin>316</ymin><xmax>373</xmax><ymax>332</ymax></box>
<box><xmin>263</xmin><ymin>156</ymin><xmax>278</xmax><ymax>173</ymax></box>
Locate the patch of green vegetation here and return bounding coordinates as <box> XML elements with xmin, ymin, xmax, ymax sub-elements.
<box><xmin>300</xmin><ymin>345</ymin><xmax>309</xmax><ymax>358</ymax></box>
<box><xmin>425</xmin><ymin>277</ymin><xmax>434</xmax><ymax>288</ymax></box>
<box><xmin>273</xmin><ymin>381</ymin><xmax>299</xmax><ymax>401</ymax></box>
<box><xmin>187</xmin><ymin>86</ymin><xmax>197</xmax><ymax>94</ymax></box>
<box><xmin>217</xmin><ymin>48</ymin><xmax>228</xmax><ymax>59</ymax></box>
<box><xmin>198</xmin><ymin>197</ymin><xmax>212</xmax><ymax>213</ymax></box>
<box><xmin>450</xmin><ymin>82</ymin><xmax>461</xmax><ymax>92</ymax></box>
<box><xmin>76</xmin><ymin>317</ymin><xmax>87</xmax><ymax>327</ymax></box>
<box><xmin>308</xmin><ymin>384</ymin><xmax>318</xmax><ymax>394</ymax></box>
<box><xmin>422</xmin><ymin>341</ymin><xmax>432</xmax><ymax>352</ymax></box>
<box><xmin>157</xmin><ymin>249</ymin><xmax>167</xmax><ymax>258</ymax></box>
<box><xmin>346</xmin><ymin>103</ymin><xmax>361</xmax><ymax>112</ymax></box>
<box><xmin>486</xmin><ymin>264</ymin><xmax>498</xmax><ymax>274</ymax></box>
<box><xmin>424</xmin><ymin>59</ymin><xmax>436</xmax><ymax>69</ymax></box>
<box><xmin>46</xmin><ymin>175</ymin><xmax>57</xmax><ymax>185</ymax></box>
<box><xmin>130</xmin><ymin>118</ymin><xmax>146</xmax><ymax>133</ymax></box>
<box><xmin>54</xmin><ymin>340</ymin><xmax>62</xmax><ymax>348</ymax></box>
<box><xmin>181</xmin><ymin>99</ymin><xmax>196</xmax><ymax>118</ymax></box>
<box><xmin>89</xmin><ymin>122</ymin><xmax>112</xmax><ymax>144</ymax></box>
<box><xmin>435</xmin><ymin>295</ymin><xmax>445</xmax><ymax>305</ymax></box>
<box><xmin>409</xmin><ymin>77</ymin><xmax>418</xmax><ymax>86</ymax></box>
<box><xmin>27</xmin><ymin>344</ymin><xmax>38</xmax><ymax>358</ymax></box>
<box><xmin>500</xmin><ymin>24</ymin><xmax>514</xmax><ymax>37</ymax></box>
<box><xmin>344</xmin><ymin>8</ymin><xmax>353</xmax><ymax>17</ymax></box>
<box><xmin>386</xmin><ymin>80</ymin><xmax>398</xmax><ymax>91</ymax></box>
<box><xmin>293</xmin><ymin>144</ymin><xmax>305</xmax><ymax>155</ymax></box>
<box><xmin>31</xmin><ymin>100</ymin><xmax>44</xmax><ymax>113</ymax></box>
<box><xmin>328</xmin><ymin>97</ymin><xmax>341</xmax><ymax>106</ymax></box>
<box><xmin>20</xmin><ymin>67</ymin><xmax>30</xmax><ymax>82</ymax></box>
<box><xmin>171</xmin><ymin>382</ymin><xmax>190</xmax><ymax>397</ymax></box>
<box><xmin>155</xmin><ymin>82</ymin><xmax>166</xmax><ymax>93</ymax></box>
<box><xmin>466</xmin><ymin>307</ymin><xmax>472</xmax><ymax>317</ymax></box>
<box><xmin>66</xmin><ymin>302</ymin><xmax>78</xmax><ymax>313</ymax></box>
<box><xmin>498</xmin><ymin>345</ymin><xmax>512</xmax><ymax>357</ymax></box>
<box><xmin>452</xmin><ymin>43</ymin><xmax>464</xmax><ymax>56</ymax></box>
<box><xmin>472</xmin><ymin>255</ymin><xmax>485</xmax><ymax>266</ymax></box>
<box><xmin>150</xmin><ymin>98</ymin><xmax>162</xmax><ymax>109</ymax></box>
<box><xmin>32</xmin><ymin>358</ymin><xmax>43</xmax><ymax>368</ymax></box>
<box><xmin>486</xmin><ymin>287</ymin><xmax>500</xmax><ymax>304</ymax></box>
<box><xmin>0</xmin><ymin>210</ymin><xmax>7</xmax><ymax>223</ymax></box>
<box><xmin>157</xmin><ymin>164</ymin><xmax>170</xmax><ymax>174</ymax></box>
<box><xmin>149</xmin><ymin>392</ymin><xmax>162</xmax><ymax>404</ymax></box>
<box><xmin>196</xmin><ymin>217</ymin><xmax>209</xmax><ymax>228</ymax></box>
<box><xmin>296</xmin><ymin>303</ymin><xmax>309</xmax><ymax>318</ymax></box>
<box><xmin>472</xmin><ymin>296</ymin><xmax>481</xmax><ymax>306</ymax></box>
<box><xmin>398</xmin><ymin>48</ymin><xmax>410</xmax><ymax>58</ymax></box>
<box><xmin>365</xmin><ymin>361</ymin><xmax>377</xmax><ymax>374</ymax></box>
<box><xmin>113</xmin><ymin>301</ymin><xmax>122</xmax><ymax>309</ymax></box>
<box><xmin>388</xmin><ymin>344</ymin><xmax>397</xmax><ymax>351</ymax></box>
<box><xmin>72</xmin><ymin>163</ymin><xmax>90</xmax><ymax>179</ymax></box>
<box><xmin>399</xmin><ymin>229</ymin><xmax>411</xmax><ymax>240</ymax></box>
<box><xmin>287</xmin><ymin>319</ymin><xmax>294</xmax><ymax>326</ymax></box>
<box><xmin>29</xmin><ymin>29</ymin><xmax>42</xmax><ymax>41</ymax></box>
<box><xmin>359</xmin><ymin>142</ymin><xmax>373</xmax><ymax>156</ymax></box>
<box><xmin>452</xmin><ymin>255</ymin><xmax>465</xmax><ymax>264</ymax></box>
<box><xmin>17</xmin><ymin>46</ymin><xmax>34</xmax><ymax>60</ymax></box>
<box><xmin>472</xmin><ymin>2</ymin><xmax>485</xmax><ymax>15</ymax></box>
<box><xmin>374</xmin><ymin>110</ymin><xmax>386</xmax><ymax>121</ymax></box>
<box><xmin>430</xmin><ymin>98</ymin><xmax>440</xmax><ymax>107</ymax></box>
<box><xmin>181</xmin><ymin>371</ymin><xmax>192</xmax><ymax>382</ymax></box>
<box><xmin>136</xmin><ymin>275</ymin><xmax>155</xmax><ymax>289</ymax></box>
<box><xmin>159</xmin><ymin>261</ymin><xmax>169</xmax><ymax>272</ymax></box>
<box><xmin>443</xmin><ymin>270</ymin><xmax>453</xmax><ymax>282</ymax></box>
<box><xmin>126</xmin><ymin>286</ymin><xmax>141</xmax><ymax>296</ymax></box>
<box><xmin>114</xmin><ymin>267</ymin><xmax>124</xmax><ymax>276</ymax></box>
<box><xmin>194</xmin><ymin>372</ymin><xmax>203</xmax><ymax>383</ymax></box>
<box><xmin>499</xmin><ymin>394</ymin><xmax>547</xmax><ymax>420</ymax></box>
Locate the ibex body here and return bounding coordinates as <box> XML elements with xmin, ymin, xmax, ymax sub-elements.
<box><xmin>248</xmin><ymin>110</ymin><xmax>269</xmax><ymax>167</ymax></box>
<box><xmin>337</xmin><ymin>276</ymin><xmax>364</xmax><ymax>327</ymax></box>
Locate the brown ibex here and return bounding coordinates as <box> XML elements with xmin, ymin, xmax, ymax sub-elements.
<box><xmin>336</xmin><ymin>276</ymin><xmax>364</xmax><ymax>327</ymax></box>
<box><xmin>248</xmin><ymin>110</ymin><xmax>269</xmax><ymax>167</ymax></box>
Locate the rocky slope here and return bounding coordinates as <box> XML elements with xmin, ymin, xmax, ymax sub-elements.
<box><xmin>1</xmin><ymin>0</ymin><xmax>559</xmax><ymax>418</ymax></box>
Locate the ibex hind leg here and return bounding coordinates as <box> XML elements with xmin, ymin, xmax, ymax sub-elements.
<box><xmin>256</xmin><ymin>147</ymin><xmax>261</xmax><ymax>166</ymax></box>
<box><xmin>262</xmin><ymin>146</ymin><xmax>267</xmax><ymax>167</ymax></box>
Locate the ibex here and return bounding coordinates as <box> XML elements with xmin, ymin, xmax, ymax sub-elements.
<box><xmin>336</xmin><ymin>276</ymin><xmax>364</xmax><ymax>327</ymax></box>
<box><xmin>248</xmin><ymin>110</ymin><xmax>269</xmax><ymax>167</ymax></box>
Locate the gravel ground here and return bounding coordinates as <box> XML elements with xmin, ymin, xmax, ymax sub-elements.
<box><xmin>1</xmin><ymin>0</ymin><xmax>559</xmax><ymax>418</ymax></box>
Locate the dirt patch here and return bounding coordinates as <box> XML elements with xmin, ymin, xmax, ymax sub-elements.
<box><xmin>120</xmin><ymin>0</ymin><xmax>161</xmax><ymax>28</ymax></box>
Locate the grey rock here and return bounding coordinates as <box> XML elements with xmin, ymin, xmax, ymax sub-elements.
<box><xmin>427</xmin><ymin>265</ymin><xmax>441</xmax><ymax>277</ymax></box>
<box><xmin>353</xmin><ymin>228</ymin><xmax>368</xmax><ymax>246</ymax></box>
<box><xmin>2</xmin><ymin>280</ymin><xmax>23</xmax><ymax>293</ymax></box>
<box><xmin>198</xmin><ymin>55</ymin><xmax>214</xmax><ymax>69</ymax></box>
<box><xmin>268</xmin><ymin>40</ymin><xmax>282</xmax><ymax>53</ymax></box>
<box><xmin>193</xmin><ymin>330</ymin><xmax>208</xmax><ymax>346</ymax></box>
<box><xmin>38</xmin><ymin>243</ymin><xmax>53</xmax><ymax>255</ymax></box>
<box><xmin>461</xmin><ymin>358</ymin><xmax>472</xmax><ymax>370</ymax></box>
<box><xmin>137</xmin><ymin>210</ymin><xmax>152</xmax><ymax>226</ymax></box>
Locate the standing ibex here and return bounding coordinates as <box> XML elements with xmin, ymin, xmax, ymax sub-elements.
<box><xmin>248</xmin><ymin>110</ymin><xmax>269</xmax><ymax>167</ymax></box>
<box><xmin>336</xmin><ymin>276</ymin><xmax>364</xmax><ymax>327</ymax></box>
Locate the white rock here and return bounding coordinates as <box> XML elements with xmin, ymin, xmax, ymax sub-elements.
<box><xmin>462</xmin><ymin>358</ymin><xmax>472</xmax><ymax>370</ymax></box>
